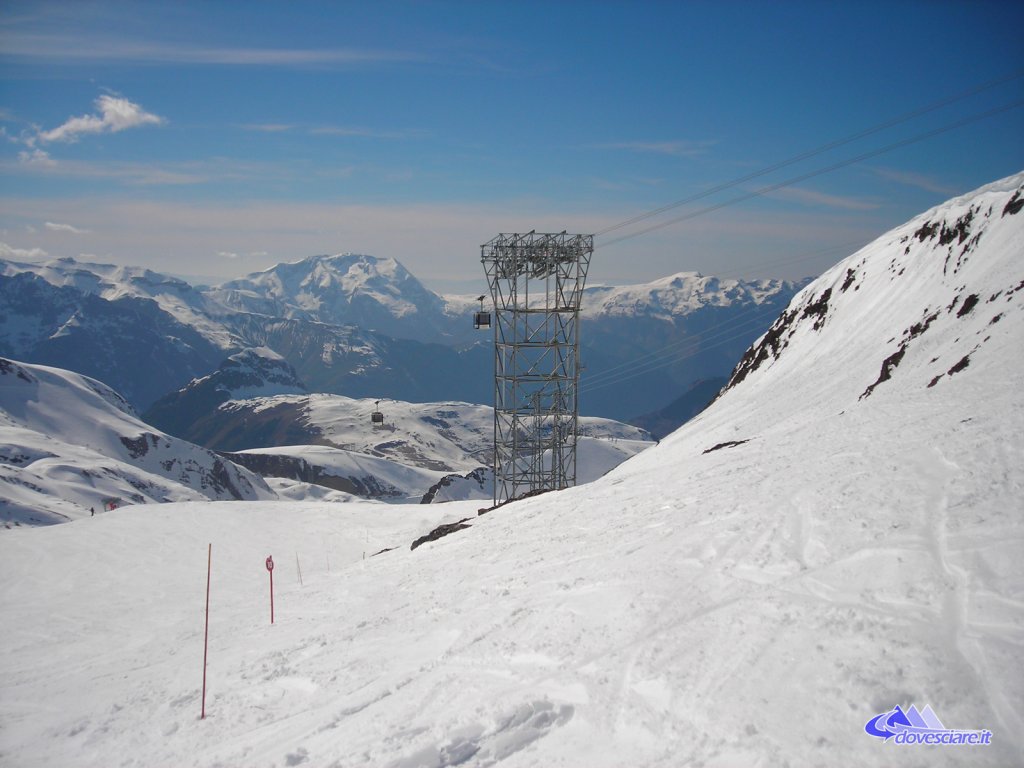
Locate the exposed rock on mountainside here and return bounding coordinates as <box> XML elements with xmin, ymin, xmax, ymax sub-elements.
<box><xmin>143</xmin><ymin>347</ymin><xmax>307</xmax><ymax>439</ymax></box>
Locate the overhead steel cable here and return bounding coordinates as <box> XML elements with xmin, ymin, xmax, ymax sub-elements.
<box><xmin>598</xmin><ymin>99</ymin><xmax>1024</xmax><ymax>249</ymax></box>
<box><xmin>595</xmin><ymin>70</ymin><xmax>1024</xmax><ymax>239</ymax></box>
<box><xmin>577</xmin><ymin>238</ymin><xmax>867</xmax><ymax>389</ymax></box>
<box><xmin>581</xmin><ymin>303</ymin><xmax>779</xmax><ymax>388</ymax></box>
<box><xmin>580</xmin><ymin>311</ymin><xmax>780</xmax><ymax>394</ymax></box>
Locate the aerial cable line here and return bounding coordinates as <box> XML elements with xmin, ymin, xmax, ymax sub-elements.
<box><xmin>580</xmin><ymin>312</ymin><xmax>777</xmax><ymax>394</ymax></box>
<box><xmin>579</xmin><ymin>238</ymin><xmax>869</xmax><ymax>388</ymax></box>
<box><xmin>580</xmin><ymin>311</ymin><xmax>795</xmax><ymax>395</ymax></box>
<box><xmin>581</xmin><ymin>304</ymin><xmax>778</xmax><ymax>387</ymax></box>
<box><xmin>598</xmin><ymin>99</ymin><xmax>1024</xmax><ymax>249</ymax></box>
<box><xmin>595</xmin><ymin>69</ymin><xmax>1024</xmax><ymax>239</ymax></box>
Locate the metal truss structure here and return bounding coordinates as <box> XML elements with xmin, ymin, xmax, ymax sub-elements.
<box><xmin>481</xmin><ymin>231</ymin><xmax>593</xmax><ymax>504</ymax></box>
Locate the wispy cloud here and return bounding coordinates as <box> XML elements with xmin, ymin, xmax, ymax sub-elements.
<box><xmin>309</xmin><ymin>125</ymin><xmax>427</xmax><ymax>140</ymax></box>
<box><xmin>44</xmin><ymin>221</ymin><xmax>90</xmax><ymax>234</ymax></box>
<box><xmin>871</xmin><ymin>167</ymin><xmax>958</xmax><ymax>196</ymax></box>
<box><xmin>37</xmin><ymin>94</ymin><xmax>165</xmax><ymax>144</ymax></box>
<box><xmin>241</xmin><ymin>123</ymin><xmax>296</xmax><ymax>133</ymax></box>
<box><xmin>2</xmin><ymin>34</ymin><xmax>423</xmax><ymax>68</ymax></box>
<box><xmin>6</xmin><ymin>156</ymin><xmax>208</xmax><ymax>185</ymax></box>
<box><xmin>0</xmin><ymin>242</ymin><xmax>49</xmax><ymax>260</ymax></box>
<box><xmin>591</xmin><ymin>140</ymin><xmax>716</xmax><ymax>158</ymax></box>
<box><xmin>241</xmin><ymin>123</ymin><xmax>426</xmax><ymax>140</ymax></box>
<box><xmin>769</xmin><ymin>186</ymin><xmax>879</xmax><ymax>211</ymax></box>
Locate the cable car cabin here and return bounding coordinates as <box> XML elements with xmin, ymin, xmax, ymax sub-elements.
<box><xmin>371</xmin><ymin>410</ymin><xmax>384</xmax><ymax>425</ymax></box>
<box><xmin>473</xmin><ymin>295</ymin><xmax>491</xmax><ymax>330</ymax></box>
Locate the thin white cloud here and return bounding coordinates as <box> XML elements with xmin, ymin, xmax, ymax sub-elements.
<box><xmin>217</xmin><ymin>251</ymin><xmax>241</xmax><ymax>259</ymax></box>
<box><xmin>769</xmin><ymin>186</ymin><xmax>879</xmax><ymax>211</ymax></box>
<box><xmin>0</xmin><ymin>242</ymin><xmax>49</xmax><ymax>260</ymax></box>
<box><xmin>2</xmin><ymin>34</ymin><xmax>423</xmax><ymax>68</ymax></box>
<box><xmin>38</xmin><ymin>95</ymin><xmax>165</xmax><ymax>144</ymax></box>
<box><xmin>310</xmin><ymin>125</ymin><xmax>427</xmax><ymax>140</ymax></box>
<box><xmin>5</xmin><ymin>156</ymin><xmax>209</xmax><ymax>185</ymax></box>
<box><xmin>44</xmin><ymin>221</ymin><xmax>90</xmax><ymax>234</ymax></box>
<box><xmin>592</xmin><ymin>140</ymin><xmax>716</xmax><ymax>158</ymax></box>
<box><xmin>871</xmin><ymin>167</ymin><xmax>958</xmax><ymax>196</ymax></box>
<box><xmin>241</xmin><ymin>123</ymin><xmax>296</xmax><ymax>133</ymax></box>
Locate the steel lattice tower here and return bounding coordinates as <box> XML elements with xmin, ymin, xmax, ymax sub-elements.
<box><xmin>481</xmin><ymin>231</ymin><xmax>593</xmax><ymax>504</ymax></box>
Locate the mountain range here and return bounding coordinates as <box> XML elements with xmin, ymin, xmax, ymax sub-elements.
<box><xmin>0</xmin><ymin>252</ymin><xmax>807</xmax><ymax>424</ymax></box>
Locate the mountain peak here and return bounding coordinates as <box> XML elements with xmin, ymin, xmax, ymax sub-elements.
<box><xmin>207</xmin><ymin>251</ymin><xmax>449</xmax><ymax>342</ymax></box>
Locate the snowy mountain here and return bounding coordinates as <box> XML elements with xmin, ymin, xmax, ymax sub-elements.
<box><xmin>0</xmin><ymin>255</ymin><xmax>233</xmax><ymax>346</ymax></box>
<box><xmin>578</xmin><ymin>272</ymin><xmax>808</xmax><ymax>420</ymax></box>
<box><xmin>147</xmin><ymin>388</ymin><xmax>650</xmax><ymax>461</ymax></box>
<box><xmin>0</xmin><ymin>270</ymin><xmax>228</xmax><ymax>408</ymax></box>
<box><xmin>207</xmin><ymin>253</ymin><xmax>457</xmax><ymax>343</ymax></box>
<box><xmin>0</xmin><ymin>357</ymin><xmax>276</xmax><ymax>526</ymax></box>
<box><xmin>157</xmin><ymin>389</ymin><xmax>654</xmax><ymax>501</ymax></box>
<box><xmin>143</xmin><ymin>347</ymin><xmax>307</xmax><ymax>440</ymax></box>
<box><xmin>0</xmin><ymin>173</ymin><xmax>1021</xmax><ymax>766</ymax></box>
<box><xmin>1</xmin><ymin>251</ymin><xmax>803</xmax><ymax>420</ymax></box>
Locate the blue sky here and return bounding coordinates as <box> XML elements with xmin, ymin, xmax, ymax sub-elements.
<box><xmin>1</xmin><ymin>0</ymin><xmax>1022</xmax><ymax>292</ymax></box>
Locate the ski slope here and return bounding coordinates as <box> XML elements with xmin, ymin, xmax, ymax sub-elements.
<box><xmin>1</xmin><ymin>173</ymin><xmax>1022</xmax><ymax>766</ymax></box>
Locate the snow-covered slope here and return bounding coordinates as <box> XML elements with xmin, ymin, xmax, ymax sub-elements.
<box><xmin>0</xmin><ymin>358</ymin><xmax>276</xmax><ymax>526</ymax></box>
<box><xmin>0</xmin><ymin>173</ymin><xmax>1022</xmax><ymax>765</ymax></box>
<box><xmin>155</xmin><ymin>390</ymin><xmax>652</xmax><ymax>470</ymax></box>
<box><xmin>213</xmin><ymin>395</ymin><xmax>653</xmax><ymax>502</ymax></box>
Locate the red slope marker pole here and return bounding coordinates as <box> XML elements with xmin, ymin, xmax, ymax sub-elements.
<box><xmin>266</xmin><ymin>555</ymin><xmax>275</xmax><ymax>624</ymax></box>
<box><xmin>201</xmin><ymin>543</ymin><xmax>211</xmax><ymax>720</ymax></box>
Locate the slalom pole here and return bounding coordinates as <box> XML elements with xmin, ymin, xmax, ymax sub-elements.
<box><xmin>201</xmin><ymin>543</ymin><xmax>211</xmax><ymax>720</ymax></box>
<box><xmin>296</xmin><ymin>551</ymin><xmax>303</xmax><ymax>586</ymax></box>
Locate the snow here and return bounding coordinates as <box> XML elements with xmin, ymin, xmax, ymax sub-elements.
<box><xmin>1</xmin><ymin>173</ymin><xmax>1022</xmax><ymax>766</ymax></box>
<box><xmin>226</xmin><ymin>393</ymin><xmax>651</xmax><ymax>476</ymax></box>
<box><xmin>446</xmin><ymin>272</ymin><xmax>800</xmax><ymax>324</ymax></box>
<box><xmin>0</xmin><ymin>255</ymin><xmax>237</xmax><ymax>350</ymax></box>
<box><xmin>0</xmin><ymin>359</ymin><xmax>275</xmax><ymax>525</ymax></box>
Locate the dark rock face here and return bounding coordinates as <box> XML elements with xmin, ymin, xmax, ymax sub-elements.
<box><xmin>143</xmin><ymin>349</ymin><xmax>307</xmax><ymax>441</ymax></box>
<box><xmin>420</xmin><ymin>467</ymin><xmax>489</xmax><ymax>504</ymax></box>
<box><xmin>223</xmin><ymin>450</ymin><xmax>402</xmax><ymax>498</ymax></box>
<box><xmin>410</xmin><ymin>518</ymin><xmax>474</xmax><ymax>551</ymax></box>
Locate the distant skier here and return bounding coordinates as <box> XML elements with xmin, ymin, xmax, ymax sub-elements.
<box><xmin>90</xmin><ymin>507</ymin><xmax>95</xmax><ymax>516</ymax></box>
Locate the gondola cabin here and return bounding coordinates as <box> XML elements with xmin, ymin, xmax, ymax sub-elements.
<box><xmin>473</xmin><ymin>295</ymin><xmax>491</xmax><ymax>330</ymax></box>
<box><xmin>371</xmin><ymin>399</ymin><xmax>385</xmax><ymax>425</ymax></box>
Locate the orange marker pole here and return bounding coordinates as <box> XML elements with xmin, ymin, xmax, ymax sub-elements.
<box><xmin>201</xmin><ymin>543</ymin><xmax>211</xmax><ymax>720</ymax></box>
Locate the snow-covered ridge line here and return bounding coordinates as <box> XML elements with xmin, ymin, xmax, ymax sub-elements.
<box><xmin>1</xmin><ymin>357</ymin><xmax>276</xmax><ymax>526</ymax></box>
